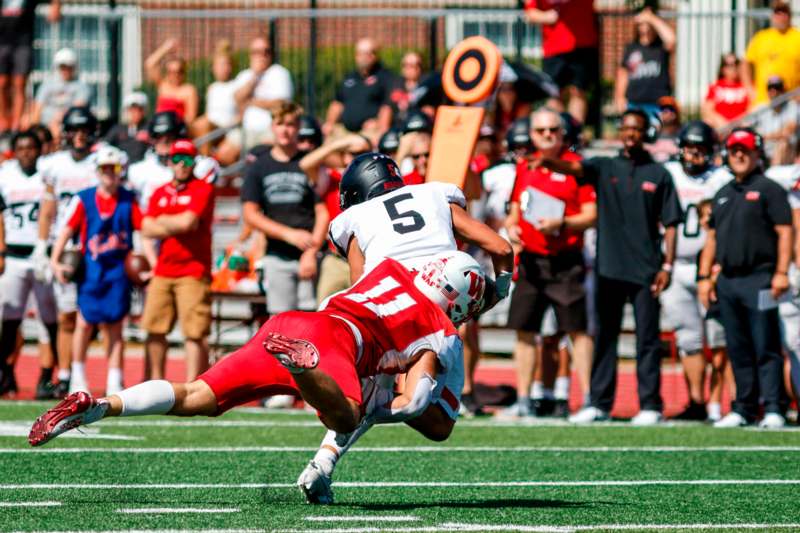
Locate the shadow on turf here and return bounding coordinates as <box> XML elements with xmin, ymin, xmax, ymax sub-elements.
<box><xmin>346</xmin><ymin>498</ymin><xmax>607</xmax><ymax>511</ymax></box>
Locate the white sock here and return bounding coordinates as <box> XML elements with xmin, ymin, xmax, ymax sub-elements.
<box><xmin>543</xmin><ymin>388</ymin><xmax>555</xmax><ymax>401</ymax></box>
<box><xmin>71</xmin><ymin>362</ymin><xmax>86</xmax><ymax>383</ymax></box>
<box><xmin>708</xmin><ymin>402</ymin><xmax>721</xmax><ymax>419</ymax></box>
<box><xmin>517</xmin><ymin>394</ymin><xmax>530</xmax><ymax>406</ymax></box>
<box><xmin>554</xmin><ymin>377</ymin><xmax>570</xmax><ymax>400</ymax></box>
<box><xmin>106</xmin><ymin>367</ymin><xmax>123</xmax><ymax>394</ymax></box>
<box><xmin>313</xmin><ymin>444</ymin><xmax>339</xmax><ymax>477</ymax></box>
<box><xmin>57</xmin><ymin>369</ymin><xmax>71</xmax><ymax>381</ymax></box>
<box><xmin>530</xmin><ymin>381</ymin><xmax>544</xmax><ymax>400</ymax></box>
<box><xmin>116</xmin><ymin>380</ymin><xmax>175</xmax><ymax>416</ymax></box>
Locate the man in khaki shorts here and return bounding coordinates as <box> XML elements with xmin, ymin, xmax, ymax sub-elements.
<box><xmin>141</xmin><ymin>140</ymin><xmax>215</xmax><ymax>381</ymax></box>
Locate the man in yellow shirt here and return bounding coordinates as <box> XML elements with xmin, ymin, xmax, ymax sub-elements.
<box><xmin>742</xmin><ymin>1</ymin><xmax>800</xmax><ymax>107</ymax></box>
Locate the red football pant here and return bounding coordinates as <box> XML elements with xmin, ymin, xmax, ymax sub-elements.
<box><xmin>199</xmin><ymin>311</ymin><xmax>362</xmax><ymax>414</ymax></box>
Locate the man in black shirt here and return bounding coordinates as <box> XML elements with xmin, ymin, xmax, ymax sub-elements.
<box><xmin>103</xmin><ymin>92</ymin><xmax>149</xmax><ymax>163</ymax></box>
<box><xmin>0</xmin><ymin>0</ymin><xmax>60</xmax><ymax>133</ymax></box>
<box><xmin>698</xmin><ymin>128</ymin><xmax>793</xmax><ymax>428</ymax></box>
<box><xmin>322</xmin><ymin>38</ymin><xmax>394</xmax><ymax>136</ymax></box>
<box><xmin>534</xmin><ymin>109</ymin><xmax>683</xmax><ymax>425</ymax></box>
<box><xmin>242</xmin><ymin>102</ymin><xmax>329</xmax><ymax>317</ymax></box>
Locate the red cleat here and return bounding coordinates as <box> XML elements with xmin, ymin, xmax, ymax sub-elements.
<box><xmin>28</xmin><ymin>392</ymin><xmax>108</xmax><ymax>447</ymax></box>
<box><xmin>264</xmin><ymin>332</ymin><xmax>320</xmax><ymax>374</ymax></box>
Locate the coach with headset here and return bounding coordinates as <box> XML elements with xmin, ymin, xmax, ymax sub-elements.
<box><xmin>533</xmin><ymin>108</ymin><xmax>683</xmax><ymax>425</ymax></box>
<box><xmin>698</xmin><ymin>128</ymin><xmax>793</xmax><ymax>429</ymax></box>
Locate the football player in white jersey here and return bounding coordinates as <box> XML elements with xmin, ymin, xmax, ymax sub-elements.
<box><xmin>298</xmin><ymin>153</ymin><xmax>514</xmax><ymax>504</ymax></box>
<box><xmin>765</xmin><ymin>159</ymin><xmax>800</xmax><ymax>401</ymax></box>
<box><xmin>0</xmin><ymin>131</ymin><xmax>59</xmax><ymax>397</ymax></box>
<box><xmin>661</xmin><ymin>121</ymin><xmax>732</xmax><ymax>421</ymax></box>
<box><xmin>33</xmin><ymin>107</ymin><xmax>99</xmax><ymax>394</ymax></box>
<box><xmin>126</xmin><ymin>111</ymin><xmax>180</xmax><ymax>211</ymax></box>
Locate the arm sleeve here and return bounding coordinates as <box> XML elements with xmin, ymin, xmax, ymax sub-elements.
<box><xmin>35</xmin><ymin>82</ymin><xmax>51</xmax><ymax>104</ymax></box>
<box><xmin>789</xmin><ymin>191</ymin><xmax>800</xmax><ymax>210</ymax></box>
<box><xmin>327</xmin><ymin>211</ymin><xmax>353</xmax><ymax>257</ymax></box>
<box><xmin>74</xmin><ymin>83</ymin><xmax>91</xmax><ymax>106</ymax></box>
<box><xmin>433</xmin><ymin>182</ymin><xmax>466</xmax><ymax>208</ymax></box>
<box><xmin>187</xmin><ymin>183</ymin><xmax>213</xmax><ymax>216</ymax></box>
<box><xmin>765</xmin><ymin>184</ymin><xmax>793</xmax><ymax>226</ymax></box>
<box><xmin>659</xmin><ymin>170</ymin><xmax>684</xmax><ymax>227</ymax></box>
<box><xmin>578</xmin><ymin>184</ymin><xmax>597</xmax><ymax>204</ymax></box>
<box><xmin>744</xmin><ymin>34</ymin><xmax>759</xmax><ymax>64</ymax></box>
<box><xmin>131</xmin><ymin>202</ymin><xmax>143</xmax><ymax>230</ymax></box>
<box><xmin>240</xmin><ymin>163</ymin><xmax>263</xmax><ymax>205</ymax></box>
<box><xmin>705</xmin><ymin>84</ymin><xmax>716</xmax><ymax>102</ymax></box>
<box><xmin>272</xmin><ymin>66</ymin><xmax>294</xmax><ymax>100</ymax></box>
<box><xmin>145</xmin><ymin>189</ymin><xmax>160</xmax><ymax>218</ymax></box>
<box><xmin>64</xmin><ymin>196</ymin><xmax>85</xmax><ymax>231</ymax></box>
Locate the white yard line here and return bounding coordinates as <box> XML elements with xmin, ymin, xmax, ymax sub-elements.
<box><xmin>304</xmin><ymin>516</ymin><xmax>419</xmax><ymax>522</ymax></box>
<box><xmin>115</xmin><ymin>507</ymin><xmax>240</xmax><ymax>514</ymax></box>
<box><xmin>3</xmin><ymin>445</ymin><xmax>800</xmax><ymax>454</ymax></box>
<box><xmin>276</xmin><ymin>524</ymin><xmax>800</xmax><ymax>533</ymax></box>
<box><xmin>0</xmin><ymin>423</ymin><xmax>143</xmax><ymax>441</ymax></box>
<box><xmin>0</xmin><ymin>500</ymin><xmax>61</xmax><ymax>507</ymax></box>
<box><xmin>1</xmin><ymin>479</ymin><xmax>800</xmax><ymax>490</ymax></box>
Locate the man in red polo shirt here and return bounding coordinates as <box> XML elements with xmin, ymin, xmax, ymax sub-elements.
<box><xmin>524</xmin><ymin>0</ymin><xmax>598</xmax><ymax>124</ymax></box>
<box><xmin>141</xmin><ymin>139</ymin><xmax>215</xmax><ymax>382</ymax></box>
<box><xmin>503</xmin><ymin>107</ymin><xmax>596</xmax><ymax>417</ymax></box>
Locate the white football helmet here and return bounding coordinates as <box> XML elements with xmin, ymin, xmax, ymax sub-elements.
<box><xmin>413</xmin><ymin>251</ymin><xmax>486</xmax><ymax>325</ymax></box>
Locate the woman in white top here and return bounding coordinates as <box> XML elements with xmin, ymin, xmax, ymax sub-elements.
<box><xmin>191</xmin><ymin>40</ymin><xmax>240</xmax><ymax>165</ymax></box>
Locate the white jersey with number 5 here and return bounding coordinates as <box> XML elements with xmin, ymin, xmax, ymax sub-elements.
<box><xmin>665</xmin><ymin>161</ymin><xmax>731</xmax><ymax>261</ymax></box>
<box><xmin>0</xmin><ymin>159</ymin><xmax>46</xmax><ymax>247</ymax></box>
<box><xmin>328</xmin><ymin>182</ymin><xmax>466</xmax><ymax>274</ymax></box>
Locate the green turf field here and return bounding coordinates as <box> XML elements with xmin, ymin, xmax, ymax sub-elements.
<box><xmin>1</xmin><ymin>400</ymin><xmax>799</xmax><ymax>532</ymax></box>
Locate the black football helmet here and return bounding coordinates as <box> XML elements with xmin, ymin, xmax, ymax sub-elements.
<box><xmin>403</xmin><ymin>110</ymin><xmax>433</xmax><ymax>134</ymax></box>
<box><xmin>298</xmin><ymin>115</ymin><xmax>322</xmax><ymax>148</ymax></box>
<box><xmin>339</xmin><ymin>152</ymin><xmax>404</xmax><ymax>210</ymax></box>
<box><xmin>678</xmin><ymin>120</ymin><xmax>717</xmax><ymax>174</ymax></box>
<box><xmin>147</xmin><ymin>111</ymin><xmax>185</xmax><ymax>140</ymax></box>
<box><xmin>505</xmin><ymin>117</ymin><xmax>532</xmax><ymax>154</ymax></box>
<box><xmin>62</xmin><ymin>106</ymin><xmax>97</xmax><ymax>152</ymax></box>
<box><xmin>378</xmin><ymin>128</ymin><xmax>401</xmax><ymax>154</ymax></box>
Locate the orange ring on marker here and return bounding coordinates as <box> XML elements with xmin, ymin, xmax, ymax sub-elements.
<box><xmin>441</xmin><ymin>36</ymin><xmax>502</xmax><ymax>104</ymax></box>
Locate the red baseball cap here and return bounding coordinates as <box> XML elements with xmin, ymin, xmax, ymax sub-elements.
<box><xmin>169</xmin><ymin>139</ymin><xmax>197</xmax><ymax>157</ymax></box>
<box><xmin>725</xmin><ymin>130</ymin><xmax>758</xmax><ymax>151</ymax></box>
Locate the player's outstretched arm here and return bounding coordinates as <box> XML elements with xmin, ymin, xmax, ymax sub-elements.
<box><xmin>450</xmin><ymin>204</ymin><xmax>514</xmax><ymax>275</ymax></box>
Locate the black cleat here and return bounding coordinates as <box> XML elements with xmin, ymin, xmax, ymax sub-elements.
<box><xmin>551</xmin><ymin>399</ymin><xmax>569</xmax><ymax>418</ymax></box>
<box><xmin>672</xmin><ymin>401</ymin><xmax>708</xmax><ymax>421</ymax></box>
<box><xmin>0</xmin><ymin>363</ymin><xmax>18</xmax><ymax>397</ymax></box>
<box><xmin>531</xmin><ymin>398</ymin><xmax>554</xmax><ymax>417</ymax></box>
<box><xmin>53</xmin><ymin>380</ymin><xmax>70</xmax><ymax>399</ymax></box>
<box><xmin>459</xmin><ymin>393</ymin><xmax>487</xmax><ymax>417</ymax></box>
<box><xmin>35</xmin><ymin>380</ymin><xmax>57</xmax><ymax>400</ymax></box>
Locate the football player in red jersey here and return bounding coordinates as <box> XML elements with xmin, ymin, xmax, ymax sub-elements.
<box><xmin>28</xmin><ymin>251</ymin><xmax>488</xmax><ymax>447</ymax></box>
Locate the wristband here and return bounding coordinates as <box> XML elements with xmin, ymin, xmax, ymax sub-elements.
<box><xmin>661</xmin><ymin>263</ymin><xmax>673</xmax><ymax>273</ymax></box>
<box><xmin>775</xmin><ymin>271</ymin><xmax>788</xmax><ymax>276</ymax></box>
<box><xmin>697</xmin><ymin>274</ymin><xmax>710</xmax><ymax>281</ymax></box>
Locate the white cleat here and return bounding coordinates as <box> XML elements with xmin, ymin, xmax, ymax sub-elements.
<box><xmin>297</xmin><ymin>460</ymin><xmax>334</xmax><ymax>505</ymax></box>
<box><xmin>568</xmin><ymin>406</ymin><xmax>609</xmax><ymax>424</ymax></box>
<box><xmin>630</xmin><ymin>410</ymin><xmax>663</xmax><ymax>426</ymax></box>
<box><xmin>713</xmin><ymin>411</ymin><xmax>749</xmax><ymax>428</ymax></box>
<box><xmin>758</xmin><ymin>412</ymin><xmax>786</xmax><ymax>429</ymax></box>
<box><xmin>496</xmin><ymin>400</ymin><xmax>531</xmax><ymax>419</ymax></box>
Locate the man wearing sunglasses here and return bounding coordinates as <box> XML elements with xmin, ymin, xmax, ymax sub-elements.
<box><xmin>141</xmin><ymin>139</ymin><xmax>215</xmax><ymax>383</ymax></box>
<box><xmin>504</xmin><ymin>107</ymin><xmax>596</xmax><ymax>418</ymax></box>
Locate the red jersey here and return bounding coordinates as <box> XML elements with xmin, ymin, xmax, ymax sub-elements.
<box><xmin>65</xmin><ymin>188</ymin><xmax>143</xmax><ymax>251</ymax></box>
<box><xmin>511</xmin><ymin>151</ymin><xmax>595</xmax><ymax>255</ymax></box>
<box><xmin>705</xmin><ymin>79</ymin><xmax>750</xmax><ymax>121</ymax></box>
<box><xmin>321</xmin><ymin>258</ymin><xmax>462</xmax><ymax>378</ymax></box>
<box><xmin>526</xmin><ymin>0</ymin><xmax>598</xmax><ymax>57</ymax></box>
<box><xmin>146</xmin><ymin>178</ymin><xmax>214</xmax><ymax>279</ymax></box>
<box><xmin>402</xmin><ymin>169</ymin><xmax>425</xmax><ymax>186</ymax></box>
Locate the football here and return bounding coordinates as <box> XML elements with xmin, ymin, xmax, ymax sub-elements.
<box><xmin>59</xmin><ymin>250</ymin><xmax>83</xmax><ymax>283</ymax></box>
<box><xmin>124</xmin><ymin>252</ymin><xmax>152</xmax><ymax>286</ymax></box>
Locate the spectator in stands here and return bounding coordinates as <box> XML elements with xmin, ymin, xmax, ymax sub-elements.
<box><xmin>299</xmin><ymin>132</ymin><xmax>372</xmax><ymax>303</ymax></box>
<box><xmin>322</xmin><ymin>38</ymin><xmax>394</xmax><ymax>138</ymax></box>
<box><xmin>50</xmin><ymin>146</ymin><xmax>140</xmax><ymax>395</ymax></box>
<box><xmin>141</xmin><ymin>139</ymin><xmax>214</xmax><ymax>382</ymax></box>
<box><xmin>755</xmin><ymin>76</ymin><xmax>798</xmax><ymax>166</ymax></box>
<box><xmin>491</xmin><ymin>78</ymin><xmax>531</xmax><ymax>142</ymax></box>
<box><xmin>702</xmin><ymin>54</ymin><xmax>750</xmax><ymax>129</ymax></box>
<box><xmin>615</xmin><ymin>7</ymin><xmax>675</xmax><ymax>116</ymax></box>
<box><xmin>145</xmin><ymin>39</ymin><xmax>199</xmax><ymax>124</ymax></box>
<box><xmin>536</xmin><ymin>109</ymin><xmax>682</xmax><ymax>425</ymax></box>
<box><xmin>103</xmin><ymin>92</ymin><xmax>149</xmax><ymax>163</ymax></box>
<box><xmin>192</xmin><ymin>40</ymin><xmax>240</xmax><ymax>165</ymax></box>
<box><xmin>524</xmin><ymin>0</ymin><xmax>598</xmax><ymax>123</ymax></box>
<box><xmin>396</xmin><ymin>131</ymin><xmax>431</xmax><ymax>186</ymax></box>
<box><xmin>0</xmin><ymin>0</ymin><xmax>60</xmax><ymax>133</ymax></box>
<box><xmin>502</xmin><ymin>107</ymin><xmax>596</xmax><ymax>417</ymax></box>
<box><xmin>699</xmin><ymin>128</ymin><xmax>793</xmax><ymax>428</ymax></box>
<box><xmin>242</xmin><ymin>102</ymin><xmax>328</xmax><ymax>316</ymax></box>
<box><xmin>233</xmin><ymin>35</ymin><xmax>294</xmax><ymax>150</ymax></box>
<box><xmin>742</xmin><ymin>1</ymin><xmax>800</xmax><ymax>107</ymax></box>
<box><xmin>32</xmin><ymin>48</ymin><xmax>91</xmax><ymax>137</ymax></box>
<box><xmin>648</xmin><ymin>96</ymin><xmax>681</xmax><ymax>163</ymax></box>
<box><xmin>389</xmin><ymin>52</ymin><xmax>426</xmax><ymax>130</ymax></box>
